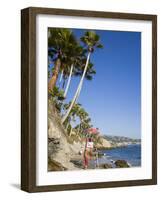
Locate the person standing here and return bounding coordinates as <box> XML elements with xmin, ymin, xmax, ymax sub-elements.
<box><xmin>83</xmin><ymin>137</ymin><xmax>93</xmax><ymax>169</ymax></box>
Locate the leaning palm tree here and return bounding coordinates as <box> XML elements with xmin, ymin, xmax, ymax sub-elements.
<box><xmin>60</xmin><ymin>61</ymin><xmax>95</xmax><ymax>116</ymax></box>
<box><xmin>48</xmin><ymin>28</ymin><xmax>77</xmax><ymax>91</ymax></box>
<box><xmin>63</xmin><ymin>45</ymin><xmax>85</xmax><ymax>98</ymax></box>
<box><xmin>74</xmin><ymin>61</ymin><xmax>96</xmax><ymax>102</ymax></box>
<box><xmin>62</xmin><ymin>31</ymin><xmax>103</xmax><ymax>123</ymax></box>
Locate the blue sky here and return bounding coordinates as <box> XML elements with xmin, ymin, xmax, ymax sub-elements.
<box><xmin>56</xmin><ymin>29</ymin><xmax>141</xmax><ymax>139</ymax></box>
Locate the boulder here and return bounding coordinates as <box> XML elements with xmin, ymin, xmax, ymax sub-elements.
<box><xmin>115</xmin><ymin>160</ymin><xmax>130</xmax><ymax>168</ymax></box>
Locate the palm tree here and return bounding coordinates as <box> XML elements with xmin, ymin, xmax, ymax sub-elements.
<box><xmin>63</xmin><ymin>45</ymin><xmax>85</xmax><ymax>98</ymax></box>
<box><xmin>60</xmin><ymin>62</ymin><xmax>69</xmax><ymax>89</ymax></box>
<box><xmin>58</xmin><ymin>69</ymin><xmax>64</xmax><ymax>85</ymax></box>
<box><xmin>74</xmin><ymin>61</ymin><xmax>96</xmax><ymax>103</ymax></box>
<box><xmin>61</xmin><ymin>61</ymin><xmax>95</xmax><ymax>117</ymax></box>
<box><xmin>48</xmin><ymin>28</ymin><xmax>77</xmax><ymax>91</ymax></box>
<box><xmin>63</xmin><ymin>64</ymin><xmax>73</xmax><ymax>97</ymax></box>
<box><xmin>62</xmin><ymin>31</ymin><xmax>103</xmax><ymax>123</ymax></box>
<box><xmin>74</xmin><ymin>107</ymin><xmax>92</xmax><ymax>136</ymax></box>
<box><xmin>63</xmin><ymin>103</ymin><xmax>81</xmax><ymax>136</ymax></box>
<box><xmin>58</xmin><ymin>60</ymin><xmax>70</xmax><ymax>90</ymax></box>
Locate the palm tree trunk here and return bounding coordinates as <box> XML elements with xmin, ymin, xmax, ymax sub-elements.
<box><xmin>62</xmin><ymin>52</ymin><xmax>91</xmax><ymax>123</ymax></box>
<box><xmin>62</xmin><ymin>78</ymin><xmax>66</xmax><ymax>89</ymax></box>
<box><xmin>75</xmin><ymin>78</ymin><xmax>82</xmax><ymax>103</ymax></box>
<box><xmin>48</xmin><ymin>58</ymin><xmax>61</xmax><ymax>91</ymax></box>
<box><xmin>65</xmin><ymin>122</ymin><xmax>69</xmax><ymax>130</ymax></box>
<box><xmin>63</xmin><ymin>64</ymin><xmax>73</xmax><ymax>98</ymax></box>
<box><xmin>59</xmin><ymin>69</ymin><xmax>64</xmax><ymax>85</ymax></box>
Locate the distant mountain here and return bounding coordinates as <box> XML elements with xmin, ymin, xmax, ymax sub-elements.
<box><xmin>103</xmin><ymin>135</ymin><xmax>141</xmax><ymax>147</ymax></box>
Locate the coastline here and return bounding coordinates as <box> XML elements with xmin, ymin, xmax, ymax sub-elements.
<box><xmin>71</xmin><ymin>143</ymin><xmax>141</xmax><ymax>169</ymax></box>
<box><xmin>97</xmin><ymin>142</ymin><xmax>141</xmax><ymax>150</ymax></box>
<box><xmin>48</xmin><ymin>102</ymin><xmax>141</xmax><ymax>171</ymax></box>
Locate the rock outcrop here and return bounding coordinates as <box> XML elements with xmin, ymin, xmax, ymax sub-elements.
<box><xmin>96</xmin><ymin>137</ymin><xmax>112</xmax><ymax>149</ymax></box>
<box><xmin>48</xmin><ymin>100</ymin><xmax>77</xmax><ymax>171</ymax></box>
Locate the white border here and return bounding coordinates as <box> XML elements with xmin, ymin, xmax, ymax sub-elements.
<box><xmin>36</xmin><ymin>14</ymin><xmax>152</xmax><ymax>186</ymax></box>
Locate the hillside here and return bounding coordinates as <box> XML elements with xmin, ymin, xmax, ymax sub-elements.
<box><xmin>103</xmin><ymin>135</ymin><xmax>141</xmax><ymax>148</ymax></box>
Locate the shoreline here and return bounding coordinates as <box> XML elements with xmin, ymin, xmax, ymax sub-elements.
<box><xmin>70</xmin><ymin>143</ymin><xmax>141</xmax><ymax>170</ymax></box>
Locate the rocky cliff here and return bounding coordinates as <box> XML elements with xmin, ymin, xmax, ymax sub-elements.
<box><xmin>48</xmin><ymin>100</ymin><xmax>78</xmax><ymax>171</ymax></box>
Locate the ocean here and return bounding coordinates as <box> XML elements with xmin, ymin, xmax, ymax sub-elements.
<box><xmin>99</xmin><ymin>144</ymin><xmax>141</xmax><ymax>167</ymax></box>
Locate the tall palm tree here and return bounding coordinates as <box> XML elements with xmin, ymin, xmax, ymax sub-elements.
<box><xmin>58</xmin><ymin>60</ymin><xmax>70</xmax><ymax>90</ymax></box>
<box><xmin>63</xmin><ymin>45</ymin><xmax>85</xmax><ymax>98</ymax></box>
<box><xmin>63</xmin><ymin>64</ymin><xmax>73</xmax><ymax>98</ymax></box>
<box><xmin>62</xmin><ymin>31</ymin><xmax>103</xmax><ymax>123</ymax></box>
<box><xmin>48</xmin><ymin>28</ymin><xmax>77</xmax><ymax>91</ymax></box>
<box><xmin>74</xmin><ymin>61</ymin><xmax>96</xmax><ymax>103</ymax></box>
